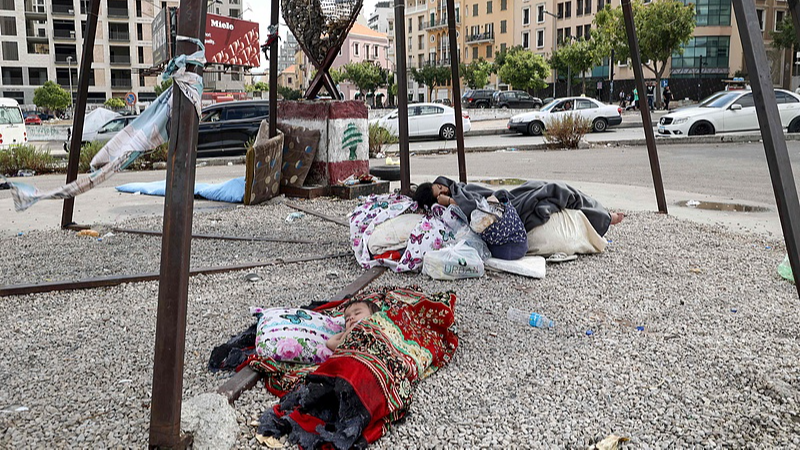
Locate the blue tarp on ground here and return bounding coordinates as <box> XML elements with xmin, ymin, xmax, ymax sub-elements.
<box><xmin>116</xmin><ymin>177</ymin><xmax>245</xmax><ymax>203</ymax></box>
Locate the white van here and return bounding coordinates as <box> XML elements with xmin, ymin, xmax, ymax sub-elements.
<box><xmin>0</xmin><ymin>98</ymin><xmax>27</xmax><ymax>149</ymax></box>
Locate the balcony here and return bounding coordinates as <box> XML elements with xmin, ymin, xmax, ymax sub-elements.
<box><xmin>423</xmin><ymin>16</ymin><xmax>460</xmax><ymax>30</ymax></box>
<box><xmin>111</xmin><ymin>79</ymin><xmax>132</xmax><ymax>89</ymax></box>
<box><xmin>54</xmin><ymin>54</ymin><xmax>78</xmax><ymax>64</ymax></box>
<box><xmin>24</xmin><ymin>1</ymin><xmax>47</xmax><ymax>17</ymax></box>
<box><xmin>108</xmin><ymin>31</ymin><xmax>129</xmax><ymax>42</ymax></box>
<box><xmin>26</xmin><ymin>29</ymin><xmax>48</xmax><ymax>41</ymax></box>
<box><xmin>51</xmin><ymin>3</ymin><xmax>75</xmax><ymax>15</ymax></box>
<box><xmin>107</xmin><ymin>7</ymin><xmax>129</xmax><ymax>18</ymax></box>
<box><xmin>466</xmin><ymin>31</ymin><xmax>494</xmax><ymax>44</ymax></box>
<box><xmin>53</xmin><ymin>29</ymin><xmax>76</xmax><ymax>40</ymax></box>
<box><xmin>110</xmin><ymin>55</ymin><xmax>131</xmax><ymax>65</ymax></box>
<box><xmin>427</xmin><ymin>58</ymin><xmax>451</xmax><ymax>67</ymax></box>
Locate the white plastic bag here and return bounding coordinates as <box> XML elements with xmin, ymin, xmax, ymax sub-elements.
<box><xmin>470</xmin><ymin>197</ymin><xmax>504</xmax><ymax>233</ymax></box>
<box><xmin>422</xmin><ymin>241</ymin><xmax>485</xmax><ymax>280</ymax></box>
<box><xmin>456</xmin><ymin>228</ymin><xmax>492</xmax><ymax>260</ymax></box>
<box><xmin>526</xmin><ymin>209</ymin><xmax>607</xmax><ymax>256</ymax></box>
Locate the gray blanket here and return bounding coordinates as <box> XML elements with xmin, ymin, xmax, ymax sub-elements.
<box><xmin>433</xmin><ymin>176</ymin><xmax>612</xmax><ymax>236</ymax></box>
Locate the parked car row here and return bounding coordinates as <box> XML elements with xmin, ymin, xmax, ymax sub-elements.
<box><xmin>507</xmin><ymin>97</ymin><xmax>623</xmax><ymax>135</ymax></box>
<box><xmin>370</xmin><ymin>103</ymin><xmax>471</xmax><ymax>140</ymax></box>
<box><xmin>461</xmin><ymin>89</ymin><xmax>543</xmax><ymax>109</ymax></box>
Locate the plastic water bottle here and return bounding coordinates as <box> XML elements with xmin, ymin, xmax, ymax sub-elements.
<box><xmin>507</xmin><ymin>307</ymin><xmax>554</xmax><ymax>328</ymax></box>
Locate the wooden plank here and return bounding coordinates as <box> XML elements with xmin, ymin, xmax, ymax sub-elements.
<box><xmin>217</xmin><ymin>266</ymin><xmax>387</xmax><ymax>404</ymax></box>
<box><xmin>280</xmin><ymin>185</ymin><xmax>330</xmax><ymax>199</ymax></box>
<box><xmin>0</xmin><ymin>252</ymin><xmax>351</xmax><ymax>297</ymax></box>
<box><xmin>112</xmin><ymin>228</ymin><xmax>315</xmax><ymax>244</ymax></box>
<box><xmin>285</xmin><ymin>202</ymin><xmax>349</xmax><ymax>227</ymax></box>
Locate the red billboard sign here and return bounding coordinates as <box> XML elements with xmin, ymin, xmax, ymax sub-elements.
<box><xmin>204</xmin><ymin>14</ymin><xmax>260</xmax><ymax>67</ymax></box>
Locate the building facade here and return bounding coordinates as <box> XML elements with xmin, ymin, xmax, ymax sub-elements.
<box><xmin>0</xmin><ymin>0</ymin><xmax>181</xmax><ymax>108</ymax></box>
<box><xmin>334</xmin><ymin>22</ymin><xmax>390</xmax><ymax>101</ymax></box>
<box><xmin>277</xmin><ymin>32</ymin><xmax>299</xmax><ymax>73</ymax></box>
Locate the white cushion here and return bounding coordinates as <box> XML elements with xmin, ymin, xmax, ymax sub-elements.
<box><xmin>485</xmin><ymin>256</ymin><xmax>546</xmax><ymax>278</ymax></box>
<box><xmin>526</xmin><ymin>209</ymin><xmax>606</xmax><ymax>256</ymax></box>
<box><xmin>367</xmin><ymin>214</ymin><xmax>425</xmax><ymax>255</ymax></box>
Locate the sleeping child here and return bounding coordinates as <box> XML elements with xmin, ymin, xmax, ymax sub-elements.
<box><xmin>326</xmin><ymin>300</ymin><xmax>381</xmax><ymax>351</ymax></box>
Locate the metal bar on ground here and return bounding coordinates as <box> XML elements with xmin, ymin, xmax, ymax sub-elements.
<box><xmin>217</xmin><ymin>266</ymin><xmax>387</xmax><ymax>403</ymax></box>
<box><xmin>285</xmin><ymin>202</ymin><xmax>349</xmax><ymax>226</ymax></box>
<box><xmin>0</xmin><ymin>252</ymin><xmax>351</xmax><ymax>297</ymax></box>
<box><xmin>394</xmin><ymin>0</ymin><xmax>411</xmax><ymax>194</ymax></box>
<box><xmin>620</xmin><ymin>0</ymin><xmax>668</xmax><ymax>214</ymax></box>
<box><xmin>445</xmin><ymin>0</ymin><xmax>467</xmax><ymax>183</ymax></box>
<box><xmin>269</xmin><ymin>0</ymin><xmax>278</xmax><ymax>137</ymax></box>
<box><xmin>112</xmin><ymin>228</ymin><xmax>316</xmax><ymax>244</ymax></box>
<box><xmin>148</xmin><ymin>0</ymin><xmax>207</xmax><ymax>445</ymax></box>
<box><xmin>60</xmin><ymin>0</ymin><xmax>101</xmax><ymax>229</ymax></box>
<box><xmin>735</xmin><ymin>0</ymin><xmax>800</xmax><ymax>299</ymax></box>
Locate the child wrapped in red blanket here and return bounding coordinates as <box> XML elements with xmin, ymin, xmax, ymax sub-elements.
<box><xmin>252</xmin><ymin>287</ymin><xmax>459</xmax><ymax>449</ymax></box>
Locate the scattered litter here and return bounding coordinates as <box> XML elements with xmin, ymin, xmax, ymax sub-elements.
<box><xmin>132</xmin><ymin>191</ymin><xmax>141</xmax><ymax>196</ymax></box>
<box><xmin>765</xmin><ymin>246</ymin><xmax>772</xmax><ymax>250</ymax></box>
<box><xmin>385</xmin><ymin>156</ymin><xmax>400</xmax><ymax>165</ymax></box>
<box><xmin>488</xmin><ymin>332</ymin><xmax>498</xmax><ymax>337</ymax></box>
<box><xmin>546</xmin><ymin>253</ymin><xmax>578</xmax><ymax>263</ymax></box>
<box><xmin>118</xmin><ymin>379</ymin><xmax>133</xmax><ymax>384</ymax></box>
<box><xmin>409</xmin><ymin>152</ymin><xmax>416</xmax><ymax>156</ymax></box>
<box><xmin>16</xmin><ymin>169</ymin><xmax>35</xmax><ymax>177</ymax></box>
<box><xmin>590</xmin><ymin>434</ymin><xmax>629</xmax><ymax>450</ymax></box>
<box><xmin>17</xmin><ymin>232</ymin><xmax>23</xmax><ymax>236</ymax></box>
<box><xmin>636</xmin><ymin>326</ymin><xmax>645</xmax><ymax>332</ymax></box>
<box><xmin>586</xmin><ymin>330</ymin><xmax>594</xmax><ymax>336</ymax></box>
<box><xmin>285</xmin><ymin>212</ymin><xmax>305</xmax><ymax>223</ymax></box>
<box><xmin>255</xmin><ymin>434</ymin><xmax>284</xmax><ymax>448</ymax></box>
<box><xmin>507</xmin><ymin>147</ymin><xmax>518</xmax><ymax>152</ymax></box>
<box><xmin>686</xmin><ymin>199</ymin><xmax>701</xmax><ymax>207</ymax></box>
<box><xmin>76</xmin><ymin>229</ymin><xmax>100</xmax><ymax>238</ymax></box>
<box><xmin>375</xmin><ymin>152</ymin><xmax>385</xmax><ymax>158</ymax></box>
<box><xmin>730</xmin><ymin>308</ymin><xmax>738</xmax><ymax>313</ymax></box>
<box><xmin>0</xmin><ymin>405</ymin><xmax>29</xmax><ymax>414</ymax></box>
<box><xmin>607</xmin><ymin>239</ymin><xmax>613</xmax><ymax>244</ymax></box>
<box><xmin>249</xmin><ymin>419</ymin><xmax>260</xmax><ymax>427</ymax></box>
<box><xmin>326</xmin><ymin>271</ymin><xmax>339</xmax><ymax>280</ymax></box>
<box><xmin>689</xmin><ymin>267</ymin><xmax>702</xmax><ymax>273</ymax></box>
<box><xmin>778</xmin><ymin>254</ymin><xmax>795</xmax><ymax>283</ymax></box>
<box><xmin>227</xmin><ymin>162</ymin><xmax>233</xmax><ymax>166</ymax></box>
<box><xmin>244</xmin><ymin>273</ymin><xmax>261</xmax><ymax>282</ymax></box>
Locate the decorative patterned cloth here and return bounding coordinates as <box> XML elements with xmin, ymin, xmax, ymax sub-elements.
<box><xmin>253</xmin><ymin>287</ymin><xmax>459</xmax><ymax>450</ymax></box>
<box><xmin>253</xmin><ymin>307</ymin><xmax>345</xmax><ymax>364</ymax></box>
<box><xmin>244</xmin><ymin>123</ymin><xmax>283</xmax><ymax>205</ymax></box>
<box><xmin>481</xmin><ymin>202</ymin><xmax>528</xmax><ymax>260</ymax></box>
<box><xmin>349</xmin><ymin>194</ymin><xmax>467</xmax><ymax>273</ymax></box>
<box><xmin>278</xmin><ymin>123</ymin><xmax>319</xmax><ymax>188</ymax></box>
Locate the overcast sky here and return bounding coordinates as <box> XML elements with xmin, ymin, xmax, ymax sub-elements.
<box><xmin>243</xmin><ymin>0</ymin><xmax>380</xmax><ymax>70</ymax></box>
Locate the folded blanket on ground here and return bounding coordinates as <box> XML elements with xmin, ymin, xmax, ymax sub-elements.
<box><xmin>251</xmin><ymin>287</ymin><xmax>459</xmax><ymax>449</ymax></box>
<box><xmin>116</xmin><ymin>177</ymin><xmax>245</xmax><ymax>203</ymax></box>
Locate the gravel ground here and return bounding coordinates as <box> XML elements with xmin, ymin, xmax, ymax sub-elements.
<box><xmin>2</xmin><ymin>198</ymin><xmax>799</xmax><ymax>449</ymax></box>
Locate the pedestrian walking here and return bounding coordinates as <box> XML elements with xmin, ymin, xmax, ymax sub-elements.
<box><xmin>663</xmin><ymin>85</ymin><xmax>673</xmax><ymax>111</ymax></box>
<box><xmin>632</xmin><ymin>88</ymin><xmax>639</xmax><ymax>110</ymax></box>
<box><xmin>619</xmin><ymin>90</ymin><xmax>626</xmax><ymax>108</ymax></box>
<box><xmin>646</xmin><ymin>82</ymin><xmax>655</xmax><ymax>111</ymax></box>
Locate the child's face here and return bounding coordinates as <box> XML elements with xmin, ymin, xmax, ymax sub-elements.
<box><xmin>344</xmin><ymin>303</ymin><xmax>373</xmax><ymax>329</ymax></box>
<box><xmin>432</xmin><ymin>183</ymin><xmax>450</xmax><ymax>198</ymax></box>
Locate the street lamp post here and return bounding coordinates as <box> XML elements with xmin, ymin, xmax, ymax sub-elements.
<box><xmin>66</xmin><ymin>56</ymin><xmax>74</xmax><ymax>115</ymax></box>
<box><xmin>543</xmin><ymin>10</ymin><xmax>558</xmax><ymax>98</ymax></box>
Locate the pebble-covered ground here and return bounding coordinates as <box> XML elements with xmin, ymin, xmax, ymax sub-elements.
<box><xmin>1</xmin><ymin>197</ymin><xmax>799</xmax><ymax>449</ymax></box>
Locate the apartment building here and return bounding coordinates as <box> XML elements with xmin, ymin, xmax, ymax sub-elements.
<box><xmin>334</xmin><ymin>22</ymin><xmax>390</xmax><ymax>100</ymax></box>
<box><xmin>0</xmin><ymin>0</ymin><xmax>181</xmax><ymax>107</ymax></box>
<box><xmin>461</xmin><ymin>0</ymin><xmax>513</xmax><ymax>87</ymax></box>
<box><xmin>277</xmin><ymin>32</ymin><xmax>299</xmax><ymax>73</ymax></box>
<box><xmin>404</xmin><ymin>0</ymin><xmax>430</xmax><ymax>102</ymax></box>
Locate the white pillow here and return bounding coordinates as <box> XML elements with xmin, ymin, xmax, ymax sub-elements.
<box><xmin>255</xmin><ymin>308</ymin><xmax>345</xmax><ymax>364</ymax></box>
<box><xmin>526</xmin><ymin>209</ymin><xmax>607</xmax><ymax>256</ymax></box>
<box><xmin>367</xmin><ymin>214</ymin><xmax>425</xmax><ymax>255</ymax></box>
<box><xmin>485</xmin><ymin>256</ymin><xmax>546</xmax><ymax>278</ymax></box>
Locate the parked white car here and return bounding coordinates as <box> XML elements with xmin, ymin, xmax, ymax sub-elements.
<box><xmin>0</xmin><ymin>98</ymin><xmax>27</xmax><ymax>149</ymax></box>
<box><xmin>370</xmin><ymin>103</ymin><xmax>471</xmax><ymax>140</ymax></box>
<box><xmin>82</xmin><ymin>115</ymin><xmax>138</xmax><ymax>144</ymax></box>
<box><xmin>657</xmin><ymin>89</ymin><xmax>800</xmax><ymax>136</ymax></box>
<box><xmin>507</xmin><ymin>97</ymin><xmax>623</xmax><ymax>136</ymax></box>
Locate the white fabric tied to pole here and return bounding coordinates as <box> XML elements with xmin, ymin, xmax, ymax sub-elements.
<box><xmin>7</xmin><ymin>38</ymin><xmax>206</xmax><ymax>212</ymax></box>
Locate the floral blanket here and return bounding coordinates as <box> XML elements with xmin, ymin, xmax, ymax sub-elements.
<box><xmin>349</xmin><ymin>194</ymin><xmax>467</xmax><ymax>272</ymax></box>
<box><xmin>252</xmin><ymin>287</ymin><xmax>459</xmax><ymax>449</ymax></box>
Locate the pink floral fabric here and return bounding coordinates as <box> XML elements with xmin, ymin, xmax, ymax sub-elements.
<box><xmin>254</xmin><ymin>307</ymin><xmax>345</xmax><ymax>364</ymax></box>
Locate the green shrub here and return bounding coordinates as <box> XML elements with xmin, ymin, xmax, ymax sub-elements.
<box><xmin>128</xmin><ymin>142</ymin><xmax>169</xmax><ymax>170</ymax></box>
<box><xmin>79</xmin><ymin>141</ymin><xmax>104</xmax><ymax>172</ymax></box>
<box><xmin>368</xmin><ymin>123</ymin><xmax>398</xmax><ymax>158</ymax></box>
<box><xmin>543</xmin><ymin>113</ymin><xmax>592</xmax><ymax>149</ymax></box>
<box><xmin>0</xmin><ymin>144</ymin><xmax>57</xmax><ymax>176</ymax></box>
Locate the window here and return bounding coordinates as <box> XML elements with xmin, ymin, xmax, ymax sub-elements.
<box><xmin>584</xmin><ymin>24</ymin><xmax>591</xmax><ymax>39</ymax></box>
<box><xmin>364</xmin><ymin>44</ymin><xmax>370</xmax><ymax>57</ymax></box>
<box><xmin>419</xmin><ymin>105</ymin><xmax>444</xmax><ymax>115</ymax></box>
<box><xmin>522</xmin><ymin>31</ymin><xmax>530</xmax><ymax>49</ymax></box>
<box><xmin>136</xmin><ymin>0</ymin><xmax>142</xmax><ymax>17</ymax></box>
<box><xmin>354</xmin><ymin>42</ymin><xmax>360</xmax><ymax>56</ymax></box>
<box><xmin>229</xmin><ymin>9</ymin><xmax>239</xmax><ymax>18</ymax></box>
<box><xmin>500</xmin><ymin>43</ymin><xmax>506</xmax><ymax>53</ymax></box>
<box><xmin>576</xmin><ymin>25</ymin><xmax>583</xmax><ymax>39</ymax></box>
<box><xmin>537</xmin><ymin>4</ymin><xmax>545</xmax><ymax>23</ymax></box>
<box><xmin>536</xmin><ymin>29</ymin><xmax>544</xmax><ymax>48</ymax></box>
<box><xmin>0</xmin><ymin>16</ymin><xmax>16</xmax><ymax>35</ymax></box>
<box><xmin>523</xmin><ymin>8</ymin><xmax>531</xmax><ymax>25</ymax></box>
<box><xmin>557</xmin><ymin>3</ymin><xmax>563</xmax><ymax>18</ymax></box>
<box><xmin>486</xmin><ymin>45</ymin><xmax>492</xmax><ymax>57</ymax></box>
<box><xmin>1</xmin><ymin>67</ymin><xmax>22</xmax><ymax>85</ymax></box>
<box><xmin>756</xmin><ymin>9</ymin><xmax>765</xmax><ymax>31</ymax></box>
<box><xmin>473</xmin><ymin>4</ymin><xmax>478</xmax><ymax>15</ymax></box>
<box><xmin>670</xmin><ymin>36</ymin><xmax>730</xmax><ymax>77</ymax></box>
<box><xmin>585</xmin><ymin>0</ymin><xmax>591</xmax><ymax>14</ymax></box>
<box><xmin>374</xmin><ymin>45</ymin><xmax>379</xmax><ymax>58</ymax></box>
<box><xmin>231</xmin><ymin>71</ymin><xmax>240</xmax><ymax>81</ymax></box>
<box><xmin>137</xmin><ymin>23</ymin><xmax>143</xmax><ymax>40</ymax></box>
<box><xmin>564</xmin><ymin>27</ymin><xmax>571</xmax><ymax>39</ymax></box>
<box><xmin>0</xmin><ymin>0</ymin><xmax>12</xmax><ymax>10</ymax></box>
<box><xmin>557</xmin><ymin>28</ymin><xmax>563</xmax><ymax>44</ymax></box>
<box><xmin>686</xmin><ymin>0</ymin><xmax>731</xmax><ymax>27</ymax></box>
<box><xmin>501</xmin><ymin>0</ymin><xmax>507</xmax><ymax>10</ymax></box>
<box><xmin>28</xmin><ymin>67</ymin><xmax>47</xmax><ymax>85</ymax></box>
<box><xmin>776</xmin><ymin>91</ymin><xmax>798</xmax><ymax>103</ymax></box>
<box><xmin>418</xmin><ymin>35</ymin><xmax>424</xmax><ymax>49</ymax></box>
<box><xmin>775</xmin><ymin>10</ymin><xmax>786</xmax><ymax>32</ymax></box>
<box><xmin>2</xmin><ymin>41</ymin><xmax>17</xmax><ymax>60</ymax></box>
<box><xmin>408</xmin><ymin>18</ymin><xmax>412</xmax><ymax>32</ymax></box>
<box><xmin>500</xmin><ymin>20</ymin><xmax>507</xmax><ymax>33</ymax></box>
<box><xmin>139</xmin><ymin>72</ymin><xmax>146</xmax><ymax>86</ymax></box>
<box><xmin>418</xmin><ymin>16</ymin><xmax>424</xmax><ymax>29</ymax></box>
<box><xmin>487</xmin><ymin>1</ymin><xmax>492</xmax><ymax>13</ymax></box>
<box><xmin>597</xmin><ymin>0</ymin><xmax>604</xmax><ymax>11</ymax></box>
<box><xmin>577</xmin><ymin>0</ymin><xmax>583</xmax><ymax>15</ymax></box>
<box><xmin>472</xmin><ymin>46</ymin><xmax>478</xmax><ymax>59</ymax></box>
<box><xmin>576</xmin><ymin>99</ymin><xmax>597</xmax><ymax>110</ymax></box>
<box><xmin>733</xmin><ymin>93</ymin><xmax>754</xmax><ymax>108</ymax></box>
<box><xmin>565</xmin><ymin>1</ymin><xmax>571</xmax><ymax>17</ymax></box>
<box><xmin>138</xmin><ymin>46</ymin><xmax>144</xmax><ymax>64</ymax></box>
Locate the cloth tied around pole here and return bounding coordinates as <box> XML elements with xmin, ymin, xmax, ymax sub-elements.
<box><xmin>5</xmin><ymin>37</ymin><xmax>206</xmax><ymax>212</ymax></box>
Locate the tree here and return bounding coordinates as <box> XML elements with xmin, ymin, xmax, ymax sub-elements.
<box><xmin>410</xmin><ymin>65</ymin><xmax>451</xmax><ymax>99</ymax></box>
<box><xmin>245</xmin><ymin>81</ymin><xmax>270</xmax><ymax>93</ymax></box>
<box><xmin>460</xmin><ymin>58</ymin><xmax>494</xmax><ymax>90</ymax></box>
<box><xmin>771</xmin><ymin>16</ymin><xmax>798</xmax><ymax>51</ymax></box>
<box><xmin>494</xmin><ymin>46</ymin><xmax>550</xmax><ymax>91</ymax></box>
<box><xmin>340</xmin><ymin>61</ymin><xmax>385</xmax><ymax>99</ymax></box>
<box><xmin>277</xmin><ymin>86</ymin><xmax>303</xmax><ymax>100</ymax></box>
<box><xmin>593</xmin><ymin>0</ymin><xmax>695</xmax><ymax>105</ymax></box>
<box><xmin>104</xmin><ymin>98</ymin><xmax>126</xmax><ymax>109</ymax></box>
<box><xmin>33</xmin><ymin>81</ymin><xmax>71</xmax><ymax>112</ymax></box>
<box><xmin>154</xmin><ymin>78</ymin><xmax>173</xmax><ymax>96</ymax></box>
<box><xmin>550</xmin><ymin>38</ymin><xmax>603</xmax><ymax>95</ymax></box>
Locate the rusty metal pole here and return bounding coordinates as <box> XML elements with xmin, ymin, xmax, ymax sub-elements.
<box><xmin>445</xmin><ymin>0</ymin><xmax>466</xmax><ymax>183</ymax></box>
<box><xmin>735</xmin><ymin>0</ymin><xmax>800</xmax><ymax>298</ymax></box>
<box><xmin>394</xmin><ymin>0</ymin><xmax>411</xmax><ymax>194</ymax></box>
<box><xmin>620</xmin><ymin>0</ymin><xmax>668</xmax><ymax>214</ymax></box>
<box><xmin>59</xmin><ymin>0</ymin><xmax>100</xmax><ymax>229</ymax></box>
<box><xmin>147</xmin><ymin>0</ymin><xmax>207</xmax><ymax>447</ymax></box>
<box><xmin>269</xmin><ymin>0</ymin><xmax>279</xmax><ymax>137</ymax></box>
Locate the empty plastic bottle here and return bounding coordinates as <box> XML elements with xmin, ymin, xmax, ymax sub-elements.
<box><xmin>507</xmin><ymin>307</ymin><xmax>554</xmax><ymax>328</ymax></box>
